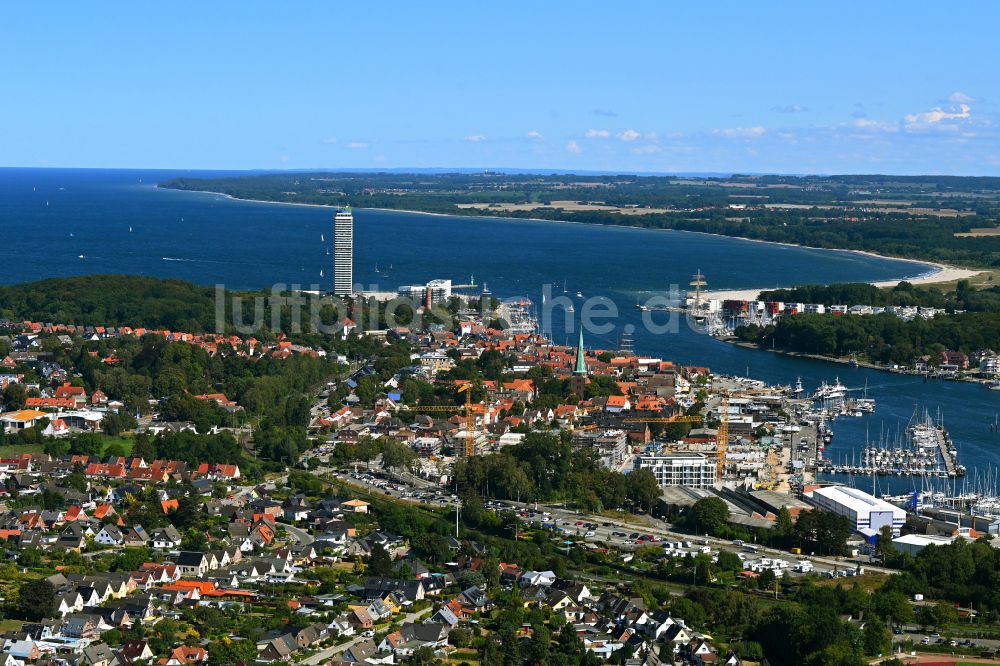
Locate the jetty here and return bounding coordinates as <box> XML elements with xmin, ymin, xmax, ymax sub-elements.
<box><xmin>932</xmin><ymin>424</ymin><xmax>958</xmax><ymax>477</ymax></box>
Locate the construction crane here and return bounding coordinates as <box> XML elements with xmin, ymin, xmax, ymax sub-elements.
<box><xmin>716</xmin><ymin>397</ymin><xmax>729</xmax><ymax>481</ymax></box>
<box><xmin>571</xmin><ymin>423</ymin><xmax>602</xmax><ymax>432</ymax></box>
<box><xmin>457</xmin><ymin>384</ymin><xmax>480</xmax><ymax>458</ymax></box>
<box><xmin>622</xmin><ymin>415</ymin><xmax>704</xmax><ymax>424</ymax></box>
<box><xmin>622</xmin><ymin>414</ymin><xmax>706</xmax><ymax>454</ymax></box>
<box><xmin>400</xmin><ymin>385</ymin><xmax>483</xmax><ymax>458</ymax></box>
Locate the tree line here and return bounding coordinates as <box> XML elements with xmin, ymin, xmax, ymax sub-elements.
<box><xmin>735</xmin><ymin>311</ymin><xmax>1000</xmax><ymax>364</ymax></box>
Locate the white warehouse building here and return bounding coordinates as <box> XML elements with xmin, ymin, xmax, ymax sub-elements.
<box><xmin>808</xmin><ymin>485</ymin><xmax>906</xmax><ymax>537</ymax></box>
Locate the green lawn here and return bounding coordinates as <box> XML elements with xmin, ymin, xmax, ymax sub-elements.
<box><xmin>102</xmin><ymin>435</ymin><xmax>135</xmax><ymax>455</ymax></box>
<box><xmin>0</xmin><ymin>434</ymin><xmax>134</xmax><ymax>459</ymax></box>
<box><xmin>0</xmin><ymin>443</ymin><xmax>45</xmax><ymax>457</ymax></box>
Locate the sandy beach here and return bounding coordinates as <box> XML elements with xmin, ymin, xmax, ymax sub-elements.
<box><xmin>702</xmin><ymin>259</ymin><xmax>983</xmax><ymax>302</ymax></box>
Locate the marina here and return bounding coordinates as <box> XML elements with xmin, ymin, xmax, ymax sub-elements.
<box><xmin>817</xmin><ymin>409</ymin><xmax>965</xmax><ymax>478</ymax></box>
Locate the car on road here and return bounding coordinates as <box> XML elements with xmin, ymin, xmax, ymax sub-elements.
<box><xmin>611</xmin><ymin>531</ymin><xmax>627</xmax><ymax>538</ymax></box>
<box><xmin>585</xmin><ymin>530</ymin><xmax>595</xmax><ymax>537</ymax></box>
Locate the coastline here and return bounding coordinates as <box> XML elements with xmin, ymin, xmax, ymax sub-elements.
<box><xmin>157</xmin><ymin>184</ymin><xmax>984</xmax><ymax>294</ymax></box>
<box><xmin>720</xmin><ymin>337</ymin><xmax>997</xmax><ymax>387</ymax></box>
<box><xmin>700</xmin><ymin>247</ymin><xmax>981</xmax><ymax>302</ymax></box>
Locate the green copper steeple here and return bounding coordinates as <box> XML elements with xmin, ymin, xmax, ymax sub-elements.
<box><xmin>574</xmin><ymin>324</ymin><xmax>587</xmax><ymax>375</ymax></box>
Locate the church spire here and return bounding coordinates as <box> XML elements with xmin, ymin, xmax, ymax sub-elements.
<box><xmin>574</xmin><ymin>324</ymin><xmax>587</xmax><ymax>375</ymax></box>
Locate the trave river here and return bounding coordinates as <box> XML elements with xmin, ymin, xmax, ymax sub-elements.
<box><xmin>1</xmin><ymin>168</ymin><xmax>997</xmax><ymax>491</ymax></box>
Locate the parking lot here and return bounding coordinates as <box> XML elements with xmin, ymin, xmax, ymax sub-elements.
<box><xmin>322</xmin><ymin>465</ymin><xmax>877</xmax><ymax>580</ymax></box>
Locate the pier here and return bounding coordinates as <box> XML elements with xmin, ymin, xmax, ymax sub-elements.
<box><xmin>933</xmin><ymin>425</ymin><xmax>958</xmax><ymax>477</ymax></box>
<box><xmin>818</xmin><ymin>416</ymin><xmax>965</xmax><ymax>479</ymax></box>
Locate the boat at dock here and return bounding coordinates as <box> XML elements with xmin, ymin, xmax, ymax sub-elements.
<box><xmin>817</xmin><ymin>407</ymin><xmax>965</xmax><ymax>478</ymax></box>
<box><xmin>812</xmin><ymin>377</ymin><xmax>847</xmax><ymax>401</ymax></box>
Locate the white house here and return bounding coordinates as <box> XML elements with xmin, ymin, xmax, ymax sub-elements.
<box><xmin>95</xmin><ymin>525</ymin><xmax>125</xmax><ymax>546</ymax></box>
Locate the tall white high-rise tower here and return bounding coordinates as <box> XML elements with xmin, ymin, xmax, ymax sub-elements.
<box><xmin>333</xmin><ymin>207</ymin><xmax>353</xmax><ymax>295</ymax></box>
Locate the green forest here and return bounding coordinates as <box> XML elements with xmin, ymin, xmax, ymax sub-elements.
<box><xmin>734</xmin><ymin>311</ymin><xmax>1000</xmax><ymax>364</ymax></box>
<box><xmin>0</xmin><ymin>275</ymin><xmax>221</xmax><ymax>331</ymax></box>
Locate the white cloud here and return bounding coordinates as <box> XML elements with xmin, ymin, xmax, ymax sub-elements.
<box><xmin>463</xmin><ymin>135</ymin><xmax>486</xmax><ymax>142</ymax></box>
<box><xmin>526</xmin><ymin>130</ymin><xmax>543</xmax><ymax>140</ymax></box>
<box><xmin>631</xmin><ymin>145</ymin><xmax>661</xmax><ymax>154</ymax></box>
<box><xmin>851</xmin><ymin>118</ymin><xmax>896</xmax><ymax>132</ymax></box>
<box><xmin>322</xmin><ymin>137</ymin><xmax>338</xmax><ymax>144</ymax></box>
<box><xmin>771</xmin><ymin>104</ymin><xmax>808</xmax><ymax>113</ymax></box>
<box><xmin>585</xmin><ymin>129</ymin><xmax>610</xmax><ymax>138</ymax></box>
<box><xmin>904</xmin><ymin>103</ymin><xmax>971</xmax><ymax>126</ymax></box>
<box><xmin>618</xmin><ymin>129</ymin><xmax>641</xmax><ymax>142</ymax></box>
<box><xmin>565</xmin><ymin>140</ymin><xmax>581</xmax><ymax>153</ymax></box>
<box><xmin>347</xmin><ymin>141</ymin><xmax>369</xmax><ymax>149</ymax></box>
<box><xmin>713</xmin><ymin>126</ymin><xmax>766</xmax><ymax>138</ymax></box>
<box><xmin>948</xmin><ymin>91</ymin><xmax>975</xmax><ymax>104</ymax></box>
<box><xmin>280</xmin><ymin>155</ymin><xmax>290</xmax><ymax>162</ymax></box>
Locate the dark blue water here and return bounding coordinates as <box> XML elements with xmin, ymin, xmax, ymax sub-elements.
<box><xmin>2</xmin><ymin>168</ymin><xmax>997</xmax><ymax>489</ymax></box>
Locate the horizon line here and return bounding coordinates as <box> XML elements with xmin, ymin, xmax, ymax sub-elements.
<box><xmin>4</xmin><ymin>165</ymin><xmax>1000</xmax><ymax>179</ymax></box>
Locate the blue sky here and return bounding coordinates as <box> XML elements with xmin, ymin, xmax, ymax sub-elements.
<box><xmin>3</xmin><ymin>2</ymin><xmax>998</xmax><ymax>174</ymax></box>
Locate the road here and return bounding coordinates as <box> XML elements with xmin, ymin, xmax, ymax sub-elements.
<box><xmin>299</xmin><ymin>606</ymin><xmax>432</xmax><ymax>665</ymax></box>
<box><xmin>328</xmin><ymin>468</ymin><xmax>892</xmax><ymax>578</ymax></box>
<box><xmin>284</xmin><ymin>522</ymin><xmax>315</xmax><ymax>546</ymax></box>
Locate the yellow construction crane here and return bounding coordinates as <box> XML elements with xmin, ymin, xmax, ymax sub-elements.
<box><xmin>401</xmin><ymin>385</ymin><xmax>483</xmax><ymax>458</ymax></box>
<box><xmin>623</xmin><ymin>414</ymin><xmax>708</xmax><ymax>454</ymax></box>
<box><xmin>716</xmin><ymin>397</ymin><xmax>729</xmax><ymax>481</ymax></box>
<box><xmin>457</xmin><ymin>384</ymin><xmax>481</xmax><ymax>458</ymax></box>
<box><xmin>622</xmin><ymin>415</ymin><xmax>704</xmax><ymax>424</ymax></box>
<box><xmin>570</xmin><ymin>423</ymin><xmax>601</xmax><ymax>432</ymax></box>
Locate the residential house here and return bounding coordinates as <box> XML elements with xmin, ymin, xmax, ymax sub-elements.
<box><xmin>151</xmin><ymin>526</ymin><xmax>182</xmax><ymax>550</ymax></box>
<box><xmin>95</xmin><ymin>525</ymin><xmax>125</xmax><ymax>546</ymax></box>
<box><xmin>81</xmin><ymin>643</ymin><xmax>117</xmax><ymax>666</ymax></box>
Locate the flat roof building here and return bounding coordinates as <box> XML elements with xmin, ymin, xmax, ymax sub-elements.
<box><xmin>891</xmin><ymin>533</ymin><xmax>954</xmax><ymax>557</ymax></box>
<box><xmin>634</xmin><ymin>452</ymin><xmax>716</xmax><ymax>489</ymax></box>
<box><xmin>808</xmin><ymin>485</ymin><xmax>906</xmax><ymax>537</ymax></box>
<box><xmin>398</xmin><ymin>279</ymin><xmax>452</xmax><ymax>307</ymax></box>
